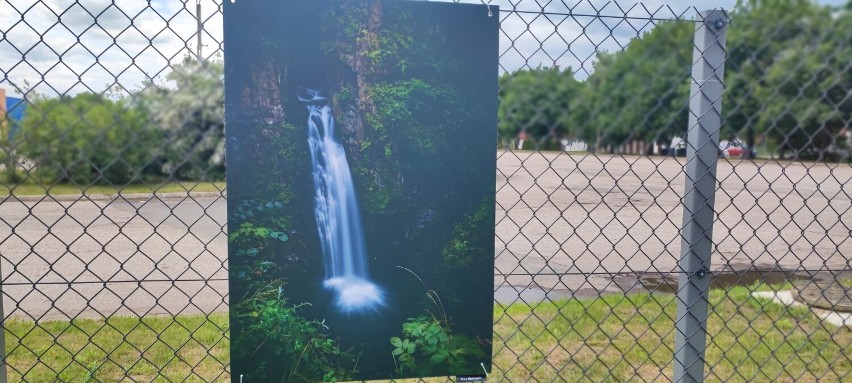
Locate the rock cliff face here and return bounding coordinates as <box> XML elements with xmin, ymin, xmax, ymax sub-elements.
<box><xmin>238</xmin><ymin>59</ymin><xmax>284</xmax><ymax>126</ymax></box>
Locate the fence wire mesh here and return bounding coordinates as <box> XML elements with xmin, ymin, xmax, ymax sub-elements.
<box><xmin>0</xmin><ymin>0</ymin><xmax>850</xmax><ymax>382</ymax></box>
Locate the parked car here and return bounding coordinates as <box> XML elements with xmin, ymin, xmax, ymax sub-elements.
<box><xmin>719</xmin><ymin>140</ymin><xmax>751</xmax><ymax>158</ymax></box>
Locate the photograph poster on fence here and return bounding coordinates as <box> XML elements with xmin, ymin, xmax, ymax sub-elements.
<box><xmin>223</xmin><ymin>0</ymin><xmax>498</xmax><ymax>381</ymax></box>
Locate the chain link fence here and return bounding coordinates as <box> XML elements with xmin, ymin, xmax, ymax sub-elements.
<box><xmin>0</xmin><ymin>0</ymin><xmax>850</xmax><ymax>382</ymax></box>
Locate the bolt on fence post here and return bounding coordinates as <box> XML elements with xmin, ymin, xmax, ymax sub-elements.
<box><xmin>673</xmin><ymin>9</ymin><xmax>728</xmax><ymax>383</ymax></box>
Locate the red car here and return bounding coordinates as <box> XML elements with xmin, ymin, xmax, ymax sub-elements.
<box><xmin>720</xmin><ymin>140</ymin><xmax>748</xmax><ymax>158</ymax></box>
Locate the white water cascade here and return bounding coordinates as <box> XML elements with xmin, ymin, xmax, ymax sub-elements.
<box><xmin>301</xmin><ymin>89</ymin><xmax>385</xmax><ymax>313</ymax></box>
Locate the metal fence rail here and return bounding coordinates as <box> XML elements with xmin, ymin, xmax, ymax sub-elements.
<box><xmin>1</xmin><ymin>0</ymin><xmax>850</xmax><ymax>382</ymax></box>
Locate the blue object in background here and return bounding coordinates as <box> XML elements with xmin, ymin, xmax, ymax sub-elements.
<box><xmin>6</xmin><ymin>97</ymin><xmax>26</xmax><ymax>123</ymax></box>
<box><xmin>5</xmin><ymin>97</ymin><xmax>26</xmax><ymax>138</ymax></box>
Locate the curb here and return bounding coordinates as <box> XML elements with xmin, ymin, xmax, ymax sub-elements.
<box><xmin>3</xmin><ymin>191</ymin><xmax>226</xmax><ymax>203</ymax></box>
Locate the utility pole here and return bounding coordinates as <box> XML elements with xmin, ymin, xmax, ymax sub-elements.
<box><xmin>196</xmin><ymin>0</ymin><xmax>203</xmax><ymax>61</ymax></box>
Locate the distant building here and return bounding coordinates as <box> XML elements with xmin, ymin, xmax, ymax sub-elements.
<box><xmin>0</xmin><ymin>88</ymin><xmax>6</xmax><ymax>140</ymax></box>
<box><xmin>1</xmin><ymin>88</ymin><xmax>26</xmax><ymax>138</ymax></box>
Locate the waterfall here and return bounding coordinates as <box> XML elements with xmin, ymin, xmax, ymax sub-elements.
<box><xmin>301</xmin><ymin>89</ymin><xmax>385</xmax><ymax>313</ymax></box>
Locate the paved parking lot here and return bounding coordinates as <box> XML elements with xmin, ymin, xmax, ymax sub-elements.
<box><xmin>495</xmin><ymin>152</ymin><xmax>851</xmax><ymax>299</ymax></box>
<box><xmin>1</xmin><ymin>153</ymin><xmax>850</xmax><ymax>319</ymax></box>
<box><xmin>0</xmin><ymin>194</ymin><xmax>227</xmax><ymax>320</ymax></box>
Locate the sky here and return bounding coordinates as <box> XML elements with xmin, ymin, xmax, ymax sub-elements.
<box><xmin>0</xmin><ymin>0</ymin><xmax>223</xmax><ymax>97</ymax></box>
<box><xmin>0</xmin><ymin>0</ymin><xmax>847</xmax><ymax>98</ymax></box>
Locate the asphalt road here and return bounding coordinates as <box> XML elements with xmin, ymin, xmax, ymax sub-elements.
<box><xmin>1</xmin><ymin>153</ymin><xmax>850</xmax><ymax>320</ymax></box>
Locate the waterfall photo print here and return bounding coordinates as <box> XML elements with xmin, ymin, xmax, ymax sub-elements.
<box><xmin>224</xmin><ymin>0</ymin><xmax>498</xmax><ymax>381</ymax></box>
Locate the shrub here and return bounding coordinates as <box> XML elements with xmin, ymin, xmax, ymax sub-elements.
<box><xmin>16</xmin><ymin>93</ymin><xmax>159</xmax><ymax>184</ymax></box>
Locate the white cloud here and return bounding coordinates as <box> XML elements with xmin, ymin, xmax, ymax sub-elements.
<box><xmin>489</xmin><ymin>0</ymin><xmax>703</xmax><ymax>77</ymax></box>
<box><xmin>1</xmin><ymin>0</ymin><xmax>221</xmax><ymax>97</ymax></box>
<box><xmin>0</xmin><ymin>0</ymin><xmax>846</xmax><ymax>97</ymax></box>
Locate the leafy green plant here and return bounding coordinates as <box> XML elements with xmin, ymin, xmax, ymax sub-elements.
<box><xmin>390</xmin><ymin>267</ymin><xmax>485</xmax><ymax>376</ymax></box>
<box><xmin>232</xmin><ymin>282</ymin><xmax>358</xmax><ymax>382</ymax></box>
<box><xmin>230</xmin><ymin>222</ymin><xmax>289</xmax><ymax>243</ymax></box>
<box><xmin>390</xmin><ymin>315</ymin><xmax>484</xmax><ymax>376</ymax></box>
<box><xmin>228</xmin><ymin>199</ymin><xmax>294</xmax><ymax>293</ymax></box>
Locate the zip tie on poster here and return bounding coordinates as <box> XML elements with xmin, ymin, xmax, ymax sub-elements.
<box><xmin>481</xmin><ymin>362</ymin><xmax>488</xmax><ymax>376</ymax></box>
<box><xmin>485</xmin><ymin>0</ymin><xmax>493</xmax><ymax>17</ymax></box>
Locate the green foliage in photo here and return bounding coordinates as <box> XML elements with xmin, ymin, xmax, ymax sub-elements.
<box><xmin>228</xmin><ymin>198</ymin><xmax>295</xmax><ymax>295</ymax></box>
<box><xmin>354</xmin><ymin>78</ymin><xmax>457</xmax><ymax>212</ymax></box>
<box><xmin>320</xmin><ymin>1</ymin><xmax>487</xmax><ymax>217</ymax></box>
<box><xmin>231</xmin><ymin>282</ymin><xmax>357</xmax><ymax>382</ymax></box>
<box><xmin>227</xmin><ymin>1</ymin><xmax>497</xmax><ymax>379</ymax></box>
<box><xmin>441</xmin><ymin>198</ymin><xmax>494</xmax><ymax>271</ymax></box>
<box><xmin>390</xmin><ymin>315</ymin><xmax>485</xmax><ymax>376</ymax></box>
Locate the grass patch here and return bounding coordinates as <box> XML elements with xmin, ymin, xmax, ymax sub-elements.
<box><xmin>492</xmin><ymin>285</ymin><xmax>850</xmax><ymax>382</ymax></box>
<box><xmin>4</xmin><ymin>285</ymin><xmax>850</xmax><ymax>382</ymax></box>
<box><xmin>0</xmin><ymin>182</ymin><xmax>225</xmax><ymax>197</ymax></box>
<box><xmin>4</xmin><ymin>314</ymin><xmax>230</xmax><ymax>382</ymax></box>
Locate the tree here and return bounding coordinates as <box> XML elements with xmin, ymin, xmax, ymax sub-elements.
<box><xmin>498</xmin><ymin>67</ymin><xmax>584</xmax><ymax>150</ymax></box>
<box><xmin>0</xmin><ymin>111</ymin><xmax>15</xmax><ymax>181</ymax></box>
<box><xmin>550</xmin><ymin>0</ymin><xmax>847</xmax><ymax>159</ymax></box>
<box><xmin>752</xmin><ymin>10</ymin><xmax>849</xmax><ymax>160</ymax></box>
<box><xmin>723</xmin><ymin>0</ymin><xmax>831</xmax><ymax>159</ymax></box>
<box><xmin>135</xmin><ymin>57</ymin><xmax>225</xmax><ymax>181</ymax></box>
<box><xmin>578</xmin><ymin>20</ymin><xmax>693</xmax><ymax>153</ymax></box>
<box><xmin>17</xmin><ymin>93</ymin><xmax>158</xmax><ymax>184</ymax></box>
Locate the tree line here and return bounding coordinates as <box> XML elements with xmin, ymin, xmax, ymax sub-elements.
<box><xmin>5</xmin><ymin>57</ymin><xmax>224</xmax><ymax>184</ymax></box>
<box><xmin>8</xmin><ymin>0</ymin><xmax>851</xmax><ymax>186</ymax></box>
<box><xmin>499</xmin><ymin>0</ymin><xmax>852</xmax><ymax>160</ymax></box>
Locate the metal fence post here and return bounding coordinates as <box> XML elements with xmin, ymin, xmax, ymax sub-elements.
<box><xmin>673</xmin><ymin>9</ymin><xmax>728</xmax><ymax>383</ymax></box>
<box><xmin>0</xmin><ymin>89</ymin><xmax>5</xmax><ymax>383</ymax></box>
<box><xmin>0</xmin><ymin>289</ymin><xmax>5</xmax><ymax>383</ymax></box>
